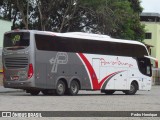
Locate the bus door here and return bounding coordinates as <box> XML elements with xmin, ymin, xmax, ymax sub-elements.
<box><xmin>137</xmin><ymin>57</ymin><xmax>152</xmax><ymax>90</ymax></box>
<box><xmin>92</xmin><ymin>58</ymin><xmax>100</xmax><ymax>81</ymax></box>
<box><xmin>92</xmin><ymin>58</ymin><xmax>115</xmax><ymax>89</ymax></box>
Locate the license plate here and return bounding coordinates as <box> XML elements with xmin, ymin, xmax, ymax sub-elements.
<box><xmin>10</xmin><ymin>76</ymin><xmax>19</xmax><ymax>80</ymax></box>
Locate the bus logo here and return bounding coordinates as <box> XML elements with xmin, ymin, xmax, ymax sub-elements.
<box><xmin>11</xmin><ymin>35</ymin><xmax>20</xmax><ymax>45</ymax></box>
<box><xmin>49</xmin><ymin>52</ymin><xmax>68</xmax><ymax>73</ymax></box>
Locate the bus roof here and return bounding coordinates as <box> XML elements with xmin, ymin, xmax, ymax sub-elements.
<box><xmin>37</xmin><ymin>31</ymin><xmax>146</xmax><ymax>47</ymax></box>
<box><xmin>6</xmin><ymin>30</ymin><xmax>146</xmax><ymax>48</ymax></box>
<box><xmin>5</xmin><ymin>30</ymin><xmax>149</xmax><ymax>57</ymax></box>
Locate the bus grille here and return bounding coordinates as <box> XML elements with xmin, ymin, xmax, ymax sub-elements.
<box><xmin>5</xmin><ymin>57</ymin><xmax>28</xmax><ymax>69</ymax></box>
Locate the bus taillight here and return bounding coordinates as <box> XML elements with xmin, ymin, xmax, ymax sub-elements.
<box><xmin>28</xmin><ymin>64</ymin><xmax>33</xmax><ymax>79</ymax></box>
<box><xmin>155</xmin><ymin>60</ymin><xmax>158</xmax><ymax>68</ymax></box>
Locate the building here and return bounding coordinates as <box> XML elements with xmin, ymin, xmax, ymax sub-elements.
<box><xmin>0</xmin><ymin>19</ymin><xmax>12</xmax><ymax>47</ymax></box>
<box><xmin>140</xmin><ymin>12</ymin><xmax>160</xmax><ymax>67</ymax></box>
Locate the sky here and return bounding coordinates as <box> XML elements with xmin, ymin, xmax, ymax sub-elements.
<box><xmin>141</xmin><ymin>0</ymin><xmax>160</xmax><ymax>13</ymax></box>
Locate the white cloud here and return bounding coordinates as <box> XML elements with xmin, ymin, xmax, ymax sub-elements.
<box><xmin>141</xmin><ymin>0</ymin><xmax>160</xmax><ymax>13</ymax></box>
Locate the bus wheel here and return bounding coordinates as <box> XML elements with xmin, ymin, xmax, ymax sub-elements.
<box><xmin>124</xmin><ymin>83</ymin><xmax>138</xmax><ymax>95</ymax></box>
<box><xmin>30</xmin><ymin>90</ymin><xmax>40</xmax><ymax>96</ymax></box>
<box><xmin>103</xmin><ymin>90</ymin><xmax>115</xmax><ymax>95</ymax></box>
<box><xmin>68</xmin><ymin>80</ymin><xmax>79</xmax><ymax>96</ymax></box>
<box><xmin>56</xmin><ymin>80</ymin><xmax>66</xmax><ymax>96</ymax></box>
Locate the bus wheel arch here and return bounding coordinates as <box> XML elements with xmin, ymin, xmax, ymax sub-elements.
<box><xmin>56</xmin><ymin>78</ymin><xmax>68</xmax><ymax>96</ymax></box>
<box><xmin>124</xmin><ymin>80</ymin><xmax>138</xmax><ymax>95</ymax></box>
<box><xmin>68</xmin><ymin>79</ymin><xmax>80</xmax><ymax>96</ymax></box>
<box><xmin>131</xmin><ymin>80</ymin><xmax>139</xmax><ymax>90</ymax></box>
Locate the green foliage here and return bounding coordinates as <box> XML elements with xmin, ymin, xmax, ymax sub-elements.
<box><xmin>0</xmin><ymin>0</ymin><xmax>145</xmax><ymax>41</ymax></box>
<box><xmin>98</xmin><ymin>0</ymin><xmax>145</xmax><ymax>41</ymax></box>
<box><xmin>128</xmin><ymin>0</ymin><xmax>143</xmax><ymax>13</ymax></box>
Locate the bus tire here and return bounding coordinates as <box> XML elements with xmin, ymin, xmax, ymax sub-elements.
<box><xmin>124</xmin><ymin>82</ymin><xmax>138</xmax><ymax>95</ymax></box>
<box><xmin>30</xmin><ymin>90</ymin><xmax>40</xmax><ymax>96</ymax></box>
<box><xmin>103</xmin><ymin>90</ymin><xmax>115</xmax><ymax>95</ymax></box>
<box><xmin>56</xmin><ymin>80</ymin><xmax>66</xmax><ymax>96</ymax></box>
<box><xmin>68</xmin><ymin>80</ymin><xmax>79</xmax><ymax>96</ymax></box>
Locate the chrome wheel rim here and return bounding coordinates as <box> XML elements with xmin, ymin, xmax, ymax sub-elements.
<box><xmin>71</xmin><ymin>84</ymin><xmax>77</xmax><ymax>93</ymax></box>
<box><xmin>57</xmin><ymin>83</ymin><xmax>64</xmax><ymax>93</ymax></box>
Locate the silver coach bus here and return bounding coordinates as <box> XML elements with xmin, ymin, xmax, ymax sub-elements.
<box><xmin>2</xmin><ymin>30</ymin><xmax>152</xmax><ymax>95</ymax></box>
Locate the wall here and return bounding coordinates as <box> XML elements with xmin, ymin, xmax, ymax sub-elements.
<box><xmin>0</xmin><ymin>19</ymin><xmax>11</xmax><ymax>72</ymax></box>
<box><xmin>142</xmin><ymin>22</ymin><xmax>160</xmax><ymax>67</ymax></box>
<box><xmin>0</xmin><ymin>19</ymin><xmax>12</xmax><ymax>47</ymax></box>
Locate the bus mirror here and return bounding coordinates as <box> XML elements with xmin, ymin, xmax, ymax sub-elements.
<box><xmin>144</xmin><ymin>56</ymin><xmax>158</xmax><ymax>68</ymax></box>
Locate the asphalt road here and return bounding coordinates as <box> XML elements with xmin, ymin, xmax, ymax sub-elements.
<box><xmin>0</xmin><ymin>86</ymin><xmax>160</xmax><ymax>120</ymax></box>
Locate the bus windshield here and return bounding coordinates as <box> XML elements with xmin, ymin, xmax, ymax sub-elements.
<box><xmin>137</xmin><ymin>57</ymin><xmax>152</xmax><ymax>77</ymax></box>
<box><xmin>3</xmin><ymin>32</ymin><xmax>30</xmax><ymax>49</ymax></box>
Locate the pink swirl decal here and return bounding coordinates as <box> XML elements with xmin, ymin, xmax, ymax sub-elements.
<box><xmin>100</xmin><ymin>57</ymin><xmax>133</xmax><ymax>67</ymax></box>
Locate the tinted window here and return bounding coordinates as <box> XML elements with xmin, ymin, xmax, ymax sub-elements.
<box><xmin>137</xmin><ymin>58</ymin><xmax>152</xmax><ymax>76</ymax></box>
<box><xmin>4</xmin><ymin>32</ymin><xmax>30</xmax><ymax>48</ymax></box>
<box><xmin>145</xmin><ymin>33</ymin><xmax>152</xmax><ymax>39</ymax></box>
<box><xmin>35</xmin><ymin>34</ymin><xmax>148</xmax><ymax>57</ymax></box>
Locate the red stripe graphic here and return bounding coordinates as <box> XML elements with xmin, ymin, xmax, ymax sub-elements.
<box><xmin>78</xmin><ymin>53</ymin><xmax>99</xmax><ymax>89</ymax></box>
<box><xmin>78</xmin><ymin>53</ymin><xmax>125</xmax><ymax>90</ymax></box>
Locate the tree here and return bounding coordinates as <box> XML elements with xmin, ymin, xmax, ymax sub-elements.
<box><xmin>128</xmin><ymin>0</ymin><xmax>145</xmax><ymax>41</ymax></box>
<box><xmin>36</xmin><ymin>0</ymin><xmax>62</xmax><ymax>31</ymax></box>
<box><xmin>0</xmin><ymin>0</ymin><xmax>145</xmax><ymax>41</ymax></box>
<box><xmin>93</xmin><ymin>0</ymin><xmax>145</xmax><ymax>41</ymax></box>
<box><xmin>0</xmin><ymin>0</ymin><xmax>12</xmax><ymax>20</ymax></box>
<box><xmin>76</xmin><ymin>0</ymin><xmax>145</xmax><ymax>41</ymax></box>
<box><xmin>15</xmin><ymin>0</ymin><xmax>29</xmax><ymax>29</ymax></box>
<box><xmin>128</xmin><ymin>0</ymin><xmax>143</xmax><ymax>13</ymax></box>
